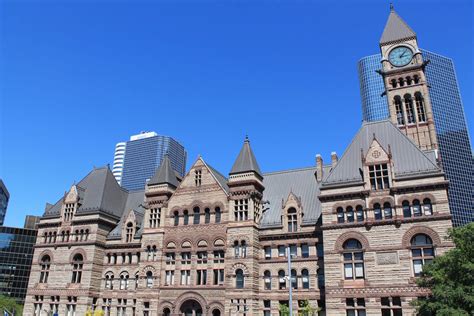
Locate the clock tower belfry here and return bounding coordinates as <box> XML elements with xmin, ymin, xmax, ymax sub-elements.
<box><xmin>379</xmin><ymin>5</ymin><xmax>438</xmax><ymax>151</ymax></box>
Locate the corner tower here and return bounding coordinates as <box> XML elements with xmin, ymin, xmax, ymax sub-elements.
<box><xmin>379</xmin><ymin>5</ymin><xmax>438</xmax><ymax>151</ymax></box>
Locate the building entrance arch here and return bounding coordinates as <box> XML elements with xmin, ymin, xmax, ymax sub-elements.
<box><xmin>180</xmin><ymin>299</ymin><xmax>203</xmax><ymax>316</ymax></box>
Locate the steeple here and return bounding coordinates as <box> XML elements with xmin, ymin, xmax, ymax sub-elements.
<box><xmin>148</xmin><ymin>154</ymin><xmax>179</xmax><ymax>188</ymax></box>
<box><xmin>230</xmin><ymin>136</ymin><xmax>262</xmax><ymax>178</ymax></box>
<box><xmin>380</xmin><ymin>5</ymin><xmax>416</xmax><ymax>45</ymax></box>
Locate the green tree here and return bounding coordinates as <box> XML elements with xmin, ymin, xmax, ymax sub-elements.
<box><xmin>0</xmin><ymin>295</ymin><xmax>23</xmax><ymax>315</ymax></box>
<box><xmin>412</xmin><ymin>223</ymin><xmax>474</xmax><ymax>315</ymax></box>
<box><xmin>279</xmin><ymin>302</ymin><xmax>290</xmax><ymax>316</ymax></box>
<box><xmin>298</xmin><ymin>300</ymin><xmax>319</xmax><ymax>316</ymax></box>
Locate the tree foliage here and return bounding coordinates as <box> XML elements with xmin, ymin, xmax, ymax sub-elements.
<box><xmin>413</xmin><ymin>223</ymin><xmax>474</xmax><ymax>316</ymax></box>
<box><xmin>278</xmin><ymin>300</ymin><xmax>319</xmax><ymax>316</ymax></box>
<box><xmin>0</xmin><ymin>295</ymin><xmax>23</xmax><ymax>315</ymax></box>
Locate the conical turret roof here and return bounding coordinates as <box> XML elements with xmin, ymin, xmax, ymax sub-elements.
<box><xmin>230</xmin><ymin>136</ymin><xmax>262</xmax><ymax>177</ymax></box>
<box><xmin>380</xmin><ymin>6</ymin><xmax>416</xmax><ymax>45</ymax></box>
<box><xmin>148</xmin><ymin>155</ymin><xmax>179</xmax><ymax>187</ymax></box>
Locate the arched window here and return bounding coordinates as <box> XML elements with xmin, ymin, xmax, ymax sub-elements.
<box><xmin>356</xmin><ymin>205</ymin><xmax>364</xmax><ymax>222</ymax></box>
<box><xmin>264</xmin><ymin>270</ymin><xmax>271</xmax><ymax>290</ymax></box>
<box><xmin>302</xmin><ymin>269</ymin><xmax>309</xmax><ymax>289</ymax></box>
<box><xmin>391</xmin><ymin>79</ymin><xmax>397</xmax><ymax>88</ymax></box>
<box><xmin>404</xmin><ymin>94</ymin><xmax>416</xmax><ymax>124</ymax></box>
<box><xmin>415</xmin><ymin>92</ymin><xmax>426</xmax><ymax>122</ymax></box>
<box><xmin>173</xmin><ymin>211</ymin><xmax>179</xmax><ymax>226</ymax></box>
<box><xmin>71</xmin><ymin>254</ymin><xmax>83</xmax><ymax>283</ymax></box>
<box><xmin>135</xmin><ymin>272</ymin><xmax>139</xmax><ymax>289</ymax></box>
<box><xmin>163</xmin><ymin>308</ymin><xmax>171</xmax><ymax>316</ymax></box>
<box><xmin>146</xmin><ymin>271</ymin><xmax>153</xmax><ymax>288</ymax></box>
<box><xmin>183</xmin><ymin>210</ymin><xmax>189</xmax><ymax>225</ymax></box>
<box><xmin>423</xmin><ymin>198</ymin><xmax>433</xmax><ymax>216</ymax></box>
<box><xmin>287</xmin><ymin>208</ymin><xmax>298</xmax><ymax>232</ymax></box>
<box><xmin>413</xmin><ymin>199</ymin><xmax>422</xmax><ymax>217</ymax></box>
<box><xmin>235</xmin><ymin>269</ymin><xmax>244</xmax><ymax>289</ymax></box>
<box><xmin>79</xmin><ymin>229</ymin><xmax>84</xmax><ymax>241</ymax></box>
<box><xmin>105</xmin><ymin>273</ymin><xmax>114</xmax><ymax>289</ymax></box>
<box><xmin>346</xmin><ymin>206</ymin><xmax>354</xmax><ymax>223</ymax></box>
<box><xmin>337</xmin><ymin>207</ymin><xmax>344</xmax><ymax>223</ymax></box>
<box><xmin>414</xmin><ymin>74</ymin><xmax>420</xmax><ymax>84</ymax></box>
<box><xmin>278</xmin><ymin>270</ymin><xmax>286</xmax><ymax>289</ymax></box>
<box><xmin>146</xmin><ymin>246</ymin><xmax>152</xmax><ymax>261</ymax></box>
<box><xmin>291</xmin><ymin>269</ymin><xmax>298</xmax><ymax>289</ymax></box>
<box><xmin>402</xmin><ymin>200</ymin><xmax>411</xmax><ymax>217</ymax></box>
<box><xmin>205</xmin><ymin>208</ymin><xmax>211</xmax><ymax>224</ymax></box>
<box><xmin>343</xmin><ymin>239</ymin><xmax>364</xmax><ymax>280</ymax></box>
<box><xmin>374</xmin><ymin>203</ymin><xmax>382</xmax><ymax>220</ymax></box>
<box><xmin>383</xmin><ymin>202</ymin><xmax>393</xmax><ymax>219</ymax></box>
<box><xmin>84</xmin><ymin>229</ymin><xmax>89</xmax><ymax>241</ymax></box>
<box><xmin>193</xmin><ymin>207</ymin><xmax>200</xmax><ymax>225</ymax></box>
<box><xmin>212</xmin><ymin>309</ymin><xmax>221</xmax><ymax>316</ymax></box>
<box><xmin>398</xmin><ymin>77</ymin><xmax>404</xmax><ymax>87</ymax></box>
<box><xmin>125</xmin><ymin>222</ymin><xmax>134</xmax><ymax>243</ymax></box>
<box><xmin>120</xmin><ymin>273</ymin><xmax>129</xmax><ymax>290</ymax></box>
<box><xmin>215</xmin><ymin>207</ymin><xmax>221</xmax><ymax>223</ymax></box>
<box><xmin>394</xmin><ymin>96</ymin><xmax>405</xmax><ymax>125</ymax></box>
<box><xmin>411</xmin><ymin>234</ymin><xmax>434</xmax><ymax>277</ymax></box>
<box><xmin>39</xmin><ymin>255</ymin><xmax>51</xmax><ymax>283</ymax></box>
<box><xmin>406</xmin><ymin>76</ymin><xmax>412</xmax><ymax>85</ymax></box>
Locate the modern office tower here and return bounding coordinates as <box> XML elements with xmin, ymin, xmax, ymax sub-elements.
<box><xmin>0</xmin><ymin>222</ymin><xmax>37</xmax><ymax>303</ymax></box>
<box><xmin>118</xmin><ymin>132</ymin><xmax>187</xmax><ymax>191</ymax></box>
<box><xmin>0</xmin><ymin>180</ymin><xmax>9</xmax><ymax>226</ymax></box>
<box><xmin>357</xmin><ymin>9</ymin><xmax>473</xmax><ymax>226</ymax></box>
<box><xmin>112</xmin><ymin>142</ymin><xmax>126</xmax><ymax>185</ymax></box>
<box><xmin>24</xmin><ymin>215</ymin><xmax>41</xmax><ymax>230</ymax></box>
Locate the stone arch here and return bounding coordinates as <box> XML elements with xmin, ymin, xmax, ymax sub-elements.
<box><xmin>175</xmin><ymin>291</ymin><xmax>207</xmax><ymax>312</ymax></box>
<box><xmin>197</xmin><ymin>239</ymin><xmax>208</xmax><ymax>248</ymax></box>
<box><xmin>213</xmin><ymin>237</ymin><xmax>225</xmax><ymax>247</ymax></box>
<box><xmin>208</xmin><ymin>302</ymin><xmax>224</xmax><ymax>316</ymax></box>
<box><xmin>369</xmin><ymin>197</ymin><xmax>394</xmax><ymax>208</ymax></box>
<box><xmin>68</xmin><ymin>248</ymin><xmax>87</xmax><ymax>262</ymax></box>
<box><xmin>165</xmin><ymin>240</ymin><xmax>177</xmax><ymax>249</ymax></box>
<box><xmin>230</xmin><ymin>263</ymin><xmax>250</xmax><ymax>275</ymax></box>
<box><xmin>159</xmin><ymin>300</ymin><xmax>174</xmax><ymax>314</ymax></box>
<box><xmin>181</xmin><ymin>240</ymin><xmax>193</xmax><ymax>249</ymax></box>
<box><xmin>402</xmin><ymin>226</ymin><xmax>442</xmax><ymax>248</ymax></box>
<box><xmin>229</xmin><ymin>235</ymin><xmax>250</xmax><ymax>247</ymax></box>
<box><xmin>334</xmin><ymin>231</ymin><xmax>370</xmax><ymax>252</ymax></box>
<box><xmin>37</xmin><ymin>249</ymin><xmax>54</xmax><ymax>264</ymax></box>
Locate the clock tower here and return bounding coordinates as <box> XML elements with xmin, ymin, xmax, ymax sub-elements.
<box><xmin>379</xmin><ymin>5</ymin><xmax>438</xmax><ymax>151</ymax></box>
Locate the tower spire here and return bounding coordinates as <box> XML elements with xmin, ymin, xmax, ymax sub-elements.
<box><xmin>380</xmin><ymin>6</ymin><xmax>416</xmax><ymax>45</ymax></box>
<box><xmin>230</xmin><ymin>136</ymin><xmax>262</xmax><ymax>177</ymax></box>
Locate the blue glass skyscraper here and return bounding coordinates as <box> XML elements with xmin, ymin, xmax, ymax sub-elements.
<box><xmin>358</xmin><ymin>50</ymin><xmax>473</xmax><ymax>226</ymax></box>
<box><xmin>118</xmin><ymin>132</ymin><xmax>187</xmax><ymax>191</ymax></box>
<box><xmin>0</xmin><ymin>180</ymin><xmax>9</xmax><ymax>226</ymax></box>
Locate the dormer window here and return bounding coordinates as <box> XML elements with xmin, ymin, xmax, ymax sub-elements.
<box><xmin>368</xmin><ymin>164</ymin><xmax>390</xmax><ymax>190</ymax></box>
<box><xmin>195</xmin><ymin>169</ymin><xmax>202</xmax><ymax>186</ymax></box>
<box><xmin>234</xmin><ymin>199</ymin><xmax>249</xmax><ymax>221</ymax></box>
<box><xmin>287</xmin><ymin>208</ymin><xmax>298</xmax><ymax>232</ymax></box>
<box><xmin>125</xmin><ymin>222</ymin><xmax>134</xmax><ymax>243</ymax></box>
<box><xmin>64</xmin><ymin>203</ymin><xmax>75</xmax><ymax>222</ymax></box>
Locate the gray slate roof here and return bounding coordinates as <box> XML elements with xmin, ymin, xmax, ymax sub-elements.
<box><xmin>380</xmin><ymin>8</ymin><xmax>416</xmax><ymax>45</ymax></box>
<box><xmin>43</xmin><ymin>167</ymin><xmax>129</xmax><ymax>218</ymax></box>
<box><xmin>260</xmin><ymin>166</ymin><xmax>330</xmax><ymax>228</ymax></box>
<box><xmin>148</xmin><ymin>155</ymin><xmax>179</xmax><ymax>187</ymax></box>
<box><xmin>107</xmin><ymin>190</ymin><xmax>145</xmax><ymax>239</ymax></box>
<box><xmin>323</xmin><ymin>120</ymin><xmax>441</xmax><ymax>186</ymax></box>
<box><xmin>230</xmin><ymin>137</ymin><xmax>262</xmax><ymax>177</ymax></box>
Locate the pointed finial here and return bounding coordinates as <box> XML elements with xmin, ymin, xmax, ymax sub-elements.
<box><xmin>244</xmin><ymin>134</ymin><xmax>249</xmax><ymax>143</ymax></box>
<box><xmin>390</xmin><ymin>3</ymin><xmax>394</xmax><ymax>11</ymax></box>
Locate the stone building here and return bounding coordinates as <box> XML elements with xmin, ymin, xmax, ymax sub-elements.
<box><xmin>24</xmin><ymin>6</ymin><xmax>455</xmax><ymax>316</ymax></box>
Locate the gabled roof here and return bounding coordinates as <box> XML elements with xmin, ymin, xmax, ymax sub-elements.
<box><xmin>107</xmin><ymin>190</ymin><xmax>146</xmax><ymax>240</ymax></box>
<box><xmin>230</xmin><ymin>137</ymin><xmax>262</xmax><ymax>177</ymax></box>
<box><xmin>380</xmin><ymin>7</ymin><xmax>416</xmax><ymax>45</ymax></box>
<box><xmin>323</xmin><ymin>120</ymin><xmax>441</xmax><ymax>186</ymax></box>
<box><xmin>148</xmin><ymin>155</ymin><xmax>179</xmax><ymax>187</ymax></box>
<box><xmin>205</xmin><ymin>162</ymin><xmax>229</xmax><ymax>193</ymax></box>
<box><xmin>260</xmin><ymin>165</ymin><xmax>331</xmax><ymax>228</ymax></box>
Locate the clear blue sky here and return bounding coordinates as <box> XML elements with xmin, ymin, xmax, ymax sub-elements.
<box><xmin>1</xmin><ymin>0</ymin><xmax>472</xmax><ymax>227</ymax></box>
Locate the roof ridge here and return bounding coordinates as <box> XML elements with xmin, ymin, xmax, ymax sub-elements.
<box><xmin>263</xmin><ymin>166</ymin><xmax>318</xmax><ymax>175</ymax></box>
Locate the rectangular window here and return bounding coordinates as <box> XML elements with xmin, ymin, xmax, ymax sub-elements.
<box><xmin>234</xmin><ymin>199</ymin><xmax>249</xmax><ymax>221</ymax></box>
<box><xmin>181</xmin><ymin>252</ymin><xmax>191</xmax><ymax>265</ymax></box>
<box><xmin>381</xmin><ymin>297</ymin><xmax>402</xmax><ymax>316</ymax></box>
<box><xmin>149</xmin><ymin>208</ymin><xmax>160</xmax><ymax>228</ymax></box>
<box><xmin>369</xmin><ymin>164</ymin><xmax>390</xmax><ymax>190</ymax></box>
<box><xmin>278</xmin><ymin>245</ymin><xmax>286</xmax><ymax>257</ymax></box>
<box><xmin>197</xmin><ymin>251</ymin><xmax>208</xmax><ymax>264</ymax></box>
<box><xmin>165</xmin><ymin>270</ymin><xmax>174</xmax><ymax>285</ymax></box>
<box><xmin>213</xmin><ymin>250</ymin><xmax>225</xmax><ymax>263</ymax></box>
<box><xmin>346</xmin><ymin>298</ymin><xmax>366</xmax><ymax>316</ymax></box>
<box><xmin>181</xmin><ymin>270</ymin><xmax>191</xmax><ymax>285</ymax></box>
<box><xmin>290</xmin><ymin>244</ymin><xmax>297</xmax><ymax>258</ymax></box>
<box><xmin>195</xmin><ymin>169</ymin><xmax>202</xmax><ymax>186</ymax></box>
<box><xmin>196</xmin><ymin>269</ymin><xmax>207</xmax><ymax>285</ymax></box>
<box><xmin>301</xmin><ymin>244</ymin><xmax>309</xmax><ymax>258</ymax></box>
<box><xmin>263</xmin><ymin>300</ymin><xmax>271</xmax><ymax>316</ymax></box>
<box><xmin>213</xmin><ymin>269</ymin><xmax>224</xmax><ymax>285</ymax></box>
<box><xmin>165</xmin><ymin>252</ymin><xmax>175</xmax><ymax>264</ymax></box>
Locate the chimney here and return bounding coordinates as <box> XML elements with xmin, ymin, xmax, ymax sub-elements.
<box><xmin>316</xmin><ymin>154</ymin><xmax>323</xmax><ymax>182</ymax></box>
<box><xmin>331</xmin><ymin>151</ymin><xmax>338</xmax><ymax>168</ymax></box>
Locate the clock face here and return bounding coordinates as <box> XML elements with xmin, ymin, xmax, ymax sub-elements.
<box><xmin>388</xmin><ymin>46</ymin><xmax>413</xmax><ymax>67</ymax></box>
